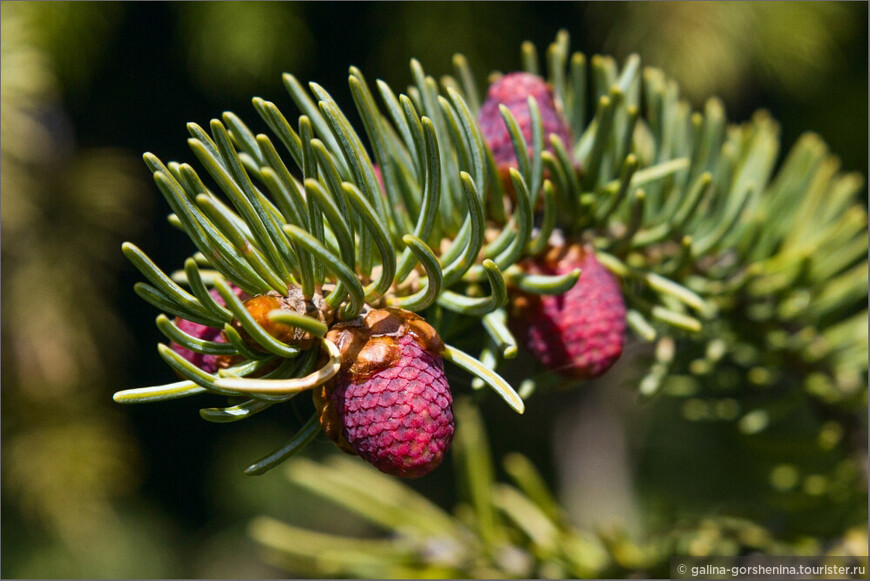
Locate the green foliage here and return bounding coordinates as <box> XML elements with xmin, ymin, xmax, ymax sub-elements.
<box><xmin>199</xmin><ymin>28</ymin><xmax>864</xmax><ymax>577</ymax></box>
<box><xmin>177</xmin><ymin>2</ymin><xmax>312</xmax><ymax>99</ymax></box>
<box><xmin>115</xmin><ymin>28</ymin><xmax>866</xmax><ymax>483</ymax></box>
<box><xmin>595</xmin><ymin>3</ymin><xmax>856</xmax><ymax>102</ymax></box>
<box><xmin>2</xmin><ymin>4</ymin><xmax>866</xmax><ymax>577</ymax></box>
<box><xmin>250</xmin><ymin>400</ymin><xmax>868</xmax><ymax>578</ymax></box>
<box><xmin>1</xmin><ymin>3</ymin><xmax>161</xmax><ymax>574</ymax></box>
<box><xmin>2</xmin><ymin>1</ymin><xmax>123</xmax><ymax>93</ymax></box>
<box><xmin>1</xmin><ymin>1</ymin><xmax>866</xmax><ymax>577</ymax></box>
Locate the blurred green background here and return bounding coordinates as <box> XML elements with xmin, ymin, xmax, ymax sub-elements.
<box><xmin>1</xmin><ymin>2</ymin><xmax>866</xmax><ymax>578</ymax></box>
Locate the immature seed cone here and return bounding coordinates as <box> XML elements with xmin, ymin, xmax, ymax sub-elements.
<box><xmin>171</xmin><ymin>284</ymin><xmax>248</xmax><ymax>373</ymax></box>
<box><xmin>314</xmin><ymin>308</ymin><xmax>454</xmax><ymax>478</ymax></box>
<box><xmin>512</xmin><ymin>243</ymin><xmax>627</xmax><ymax>379</ymax></box>
<box><xmin>478</xmin><ymin>72</ymin><xmax>573</xmax><ymax>172</ymax></box>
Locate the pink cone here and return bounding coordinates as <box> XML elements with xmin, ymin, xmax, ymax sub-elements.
<box><xmin>317</xmin><ymin>308</ymin><xmax>454</xmax><ymax>478</ymax></box>
<box><xmin>170</xmin><ymin>284</ymin><xmax>247</xmax><ymax>373</ymax></box>
<box><xmin>515</xmin><ymin>244</ymin><xmax>626</xmax><ymax>379</ymax></box>
<box><xmin>478</xmin><ymin>72</ymin><xmax>573</xmax><ymax>170</ymax></box>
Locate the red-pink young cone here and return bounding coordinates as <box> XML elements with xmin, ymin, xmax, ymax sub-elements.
<box><xmin>478</xmin><ymin>72</ymin><xmax>573</xmax><ymax>171</ymax></box>
<box><xmin>513</xmin><ymin>244</ymin><xmax>626</xmax><ymax>379</ymax></box>
<box><xmin>315</xmin><ymin>308</ymin><xmax>454</xmax><ymax>478</ymax></box>
<box><xmin>373</xmin><ymin>164</ymin><xmax>384</xmax><ymax>192</ymax></box>
<box><xmin>171</xmin><ymin>284</ymin><xmax>248</xmax><ymax>373</ymax></box>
